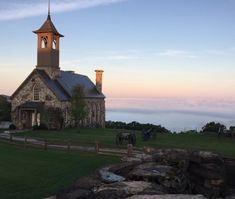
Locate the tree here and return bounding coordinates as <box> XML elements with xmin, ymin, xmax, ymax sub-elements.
<box><xmin>0</xmin><ymin>95</ymin><xmax>11</xmax><ymax>121</ymax></box>
<box><xmin>41</xmin><ymin>106</ymin><xmax>64</xmax><ymax>130</ymax></box>
<box><xmin>202</xmin><ymin>122</ymin><xmax>226</xmax><ymax>133</ymax></box>
<box><xmin>70</xmin><ymin>85</ymin><xmax>87</xmax><ymax>127</ymax></box>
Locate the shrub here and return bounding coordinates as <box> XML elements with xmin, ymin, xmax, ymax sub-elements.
<box><xmin>41</xmin><ymin>107</ymin><xmax>64</xmax><ymax>130</ymax></box>
<box><xmin>105</xmin><ymin>121</ymin><xmax>171</xmax><ymax>133</ymax></box>
<box><xmin>9</xmin><ymin>124</ymin><xmax>16</xmax><ymax>130</ymax></box>
<box><xmin>202</xmin><ymin>122</ymin><xmax>226</xmax><ymax>133</ymax></box>
<box><xmin>33</xmin><ymin>123</ymin><xmax>48</xmax><ymax>130</ymax></box>
<box><xmin>0</xmin><ymin>95</ymin><xmax>11</xmax><ymax>122</ymax></box>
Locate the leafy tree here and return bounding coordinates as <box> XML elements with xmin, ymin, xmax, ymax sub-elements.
<box><xmin>105</xmin><ymin>121</ymin><xmax>171</xmax><ymax>133</ymax></box>
<box><xmin>0</xmin><ymin>95</ymin><xmax>11</xmax><ymax>121</ymax></box>
<box><xmin>202</xmin><ymin>122</ymin><xmax>226</xmax><ymax>133</ymax></box>
<box><xmin>71</xmin><ymin>85</ymin><xmax>87</xmax><ymax>127</ymax></box>
<box><xmin>41</xmin><ymin>106</ymin><xmax>64</xmax><ymax>130</ymax></box>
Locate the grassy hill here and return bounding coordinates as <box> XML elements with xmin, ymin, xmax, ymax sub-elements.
<box><xmin>0</xmin><ymin>141</ymin><xmax>119</xmax><ymax>199</ymax></box>
<box><xmin>14</xmin><ymin>128</ymin><xmax>235</xmax><ymax>157</ymax></box>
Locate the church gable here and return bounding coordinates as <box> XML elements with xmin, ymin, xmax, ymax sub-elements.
<box><xmin>11</xmin><ymin>71</ymin><xmax>60</xmax><ymax>112</ymax></box>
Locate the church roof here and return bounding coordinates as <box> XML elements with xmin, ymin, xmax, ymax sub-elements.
<box><xmin>33</xmin><ymin>15</ymin><xmax>64</xmax><ymax>37</ymax></box>
<box><xmin>36</xmin><ymin>69</ymin><xmax>105</xmax><ymax>101</ymax></box>
<box><xmin>57</xmin><ymin>71</ymin><xmax>105</xmax><ymax>99</ymax></box>
<box><xmin>36</xmin><ymin>69</ymin><xmax>69</xmax><ymax>101</ymax></box>
<box><xmin>11</xmin><ymin>69</ymin><xmax>104</xmax><ymax>102</ymax></box>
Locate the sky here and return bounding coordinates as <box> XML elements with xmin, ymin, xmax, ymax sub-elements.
<box><xmin>0</xmin><ymin>0</ymin><xmax>235</xmax><ymax>100</ymax></box>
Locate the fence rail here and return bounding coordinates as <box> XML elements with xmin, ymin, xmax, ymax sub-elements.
<box><xmin>0</xmin><ymin>132</ymin><xmax>143</xmax><ymax>157</ymax></box>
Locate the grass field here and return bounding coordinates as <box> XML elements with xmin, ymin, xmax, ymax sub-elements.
<box><xmin>14</xmin><ymin>128</ymin><xmax>235</xmax><ymax>157</ymax></box>
<box><xmin>0</xmin><ymin>141</ymin><xmax>119</xmax><ymax>199</ymax></box>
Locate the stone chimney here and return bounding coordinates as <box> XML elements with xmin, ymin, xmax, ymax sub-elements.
<box><xmin>95</xmin><ymin>69</ymin><xmax>104</xmax><ymax>93</ymax></box>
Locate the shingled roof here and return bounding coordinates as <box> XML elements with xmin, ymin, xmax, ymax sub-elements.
<box><xmin>36</xmin><ymin>69</ymin><xmax>105</xmax><ymax>101</ymax></box>
<box><xmin>33</xmin><ymin>15</ymin><xmax>64</xmax><ymax>37</ymax></box>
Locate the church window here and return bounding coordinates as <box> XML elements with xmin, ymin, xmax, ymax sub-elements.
<box><xmin>33</xmin><ymin>84</ymin><xmax>40</xmax><ymax>101</ymax></box>
<box><xmin>41</xmin><ymin>36</ymin><xmax>48</xmax><ymax>48</ymax></box>
<box><xmin>52</xmin><ymin>39</ymin><xmax>57</xmax><ymax>49</ymax></box>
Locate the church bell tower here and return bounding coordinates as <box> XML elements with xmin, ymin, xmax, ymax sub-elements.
<box><xmin>33</xmin><ymin>1</ymin><xmax>64</xmax><ymax>79</ymax></box>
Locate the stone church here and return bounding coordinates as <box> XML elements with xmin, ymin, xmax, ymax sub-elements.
<box><xmin>11</xmin><ymin>13</ymin><xmax>105</xmax><ymax>129</ymax></box>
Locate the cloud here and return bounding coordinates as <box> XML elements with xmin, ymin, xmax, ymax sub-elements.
<box><xmin>0</xmin><ymin>0</ymin><xmax>127</xmax><ymax>21</ymax></box>
<box><xmin>107</xmin><ymin>107</ymin><xmax>235</xmax><ymax>119</ymax></box>
<box><xmin>156</xmin><ymin>49</ymin><xmax>197</xmax><ymax>58</ymax></box>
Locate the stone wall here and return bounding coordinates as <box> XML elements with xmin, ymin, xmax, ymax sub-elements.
<box><xmin>56</xmin><ymin>149</ymin><xmax>235</xmax><ymax>199</ymax></box>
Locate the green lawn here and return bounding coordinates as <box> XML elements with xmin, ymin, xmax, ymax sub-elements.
<box><xmin>14</xmin><ymin>128</ymin><xmax>235</xmax><ymax>157</ymax></box>
<box><xmin>0</xmin><ymin>141</ymin><xmax>119</xmax><ymax>199</ymax></box>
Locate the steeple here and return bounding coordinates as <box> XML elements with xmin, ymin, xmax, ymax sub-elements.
<box><xmin>33</xmin><ymin>0</ymin><xmax>64</xmax><ymax>79</ymax></box>
<box><xmin>48</xmin><ymin>0</ymin><xmax>51</xmax><ymax>16</ymax></box>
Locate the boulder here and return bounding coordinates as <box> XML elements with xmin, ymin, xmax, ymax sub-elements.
<box><xmin>75</xmin><ymin>175</ymin><xmax>102</xmax><ymax>190</ymax></box>
<box><xmin>56</xmin><ymin>188</ymin><xmax>92</xmax><ymax>199</ymax></box>
<box><xmin>224</xmin><ymin>158</ymin><xmax>235</xmax><ymax>188</ymax></box>
<box><xmin>122</xmin><ymin>153</ymin><xmax>153</xmax><ymax>163</ymax></box>
<box><xmin>108</xmin><ymin>162</ymin><xmax>139</xmax><ymax>176</ymax></box>
<box><xmin>125</xmin><ymin>194</ymin><xmax>207</xmax><ymax>199</ymax></box>
<box><xmin>153</xmin><ymin>149</ymin><xmax>190</xmax><ymax>163</ymax></box>
<box><xmin>98</xmin><ymin>166</ymin><xmax>125</xmax><ymax>183</ymax></box>
<box><xmin>92</xmin><ymin>181</ymin><xmax>155</xmax><ymax>199</ymax></box>
<box><xmin>56</xmin><ymin>149</ymin><xmax>235</xmax><ymax>199</ymax></box>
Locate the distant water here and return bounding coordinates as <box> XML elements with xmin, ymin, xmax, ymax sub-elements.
<box><xmin>106</xmin><ymin>98</ymin><xmax>235</xmax><ymax>132</ymax></box>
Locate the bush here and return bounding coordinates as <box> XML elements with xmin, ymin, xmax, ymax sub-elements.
<box><xmin>9</xmin><ymin>124</ymin><xmax>16</xmax><ymax>130</ymax></box>
<box><xmin>105</xmin><ymin>121</ymin><xmax>171</xmax><ymax>133</ymax></box>
<box><xmin>41</xmin><ymin>107</ymin><xmax>64</xmax><ymax>130</ymax></box>
<box><xmin>202</xmin><ymin>122</ymin><xmax>226</xmax><ymax>133</ymax></box>
<box><xmin>33</xmin><ymin>123</ymin><xmax>48</xmax><ymax>130</ymax></box>
<box><xmin>0</xmin><ymin>95</ymin><xmax>11</xmax><ymax>122</ymax></box>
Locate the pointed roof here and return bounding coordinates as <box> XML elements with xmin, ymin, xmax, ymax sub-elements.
<box><xmin>33</xmin><ymin>15</ymin><xmax>64</xmax><ymax>37</ymax></box>
<box><xmin>11</xmin><ymin>69</ymin><xmax>105</xmax><ymax>101</ymax></box>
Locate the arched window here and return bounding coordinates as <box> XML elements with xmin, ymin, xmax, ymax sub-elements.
<box><xmin>41</xmin><ymin>36</ymin><xmax>48</xmax><ymax>48</ymax></box>
<box><xmin>33</xmin><ymin>84</ymin><xmax>40</xmax><ymax>101</ymax></box>
<box><xmin>52</xmin><ymin>39</ymin><xmax>57</xmax><ymax>49</ymax></box>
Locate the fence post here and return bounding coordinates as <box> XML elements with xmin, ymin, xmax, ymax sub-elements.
<box><xmin>44</xmin><ymin>139</ymin><xmax>48</xmax><ymax>151</ymax></box>
<box><xmin>127</xmin><ymin>144</ymin><xmax>133</xmax><ymax>156</ymax></box>
<box><xmin>24</xmin><ymin>137</ymin><xmax>27</xmax><ymax>148</ymax></box>
<box><xmin>95</xmin><ymin>141</ymin><xmax>99</xmax><ymax>154</ymax></box>
<box><xmin>10</xmin><ymin>134</ymin><xmax>13</xmax><ymax>142</ymax></box>
<box><xmin>67</xmin><ymin>141</ymin><xmax>71</xmax><ymax>153</ymax></box>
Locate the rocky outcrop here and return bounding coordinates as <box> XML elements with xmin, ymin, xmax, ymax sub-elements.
<box><xmin>56</xmin><ymin>149</ymin><xmax>235</xmax><ymax>199</ymax></box>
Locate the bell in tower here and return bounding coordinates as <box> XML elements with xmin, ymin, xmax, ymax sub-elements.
<box><xmin>33</xmin><ymin>2</ymin><xmax>64</xmax><ymax>79</ymax></box>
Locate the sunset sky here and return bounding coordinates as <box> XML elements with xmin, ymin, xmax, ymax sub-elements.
<box><xmin>0</xmin><ymin>0</ymin><xmax>235</xmax><ymax>99</ymax></box>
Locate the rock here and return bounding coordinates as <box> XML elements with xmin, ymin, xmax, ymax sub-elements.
<box><xmin>122</xmin><ymin>153</ymin><xmax>153</xmax><ymax>163</ymax></box>
<box><xmin>108</xmin><ymin>162</ymin><xmax>139</xmax><ymax>177</ymax></box>
<box><xmin>125</xmin><ymin>194</ymin><xmax>207</xmax><ymax>199</ymax></box>
<box><xmin>224</xmin><ymin>158</ymin><xmax>235</xmax><ymax>188</ymax></box>
<box><xmin>190</xmin><ymin>151</ymin><xmax>224</xmax><ymax>164</ymax></box>
<box><xmin>128</xmin><ymin>162</ymin><xmax>175</xmax><ymax>181</ymax></box>
<box><xmin>92</xmin><ymin>181</ymin><xmax>155</xmax><ymax>198</ymax></box>
<box><xmin>90</xmin><ymin>189</ymin><xmax>127</xmax><ymax>199</ymax></box>
<box><xmin>75</xmin><ymin>175</ymin><xmax>102</xmax><ymax>189</ymax></box>
<box><xmin>225</xmin><ymin>194</ymin><xmax>235</xmax><ymax>199</ymax></box>
<box><xmin>152</xmin><ymin>149</ymin><xmax>190</xmax><ymax>165</ymax></box>
<box><xmin>98</xmin><ymin>166</ymin><xmax>125</xmax><ymax>183</ymax></box>
<box><xmin>128</xmin><ymin>162</ymin><xmax>188</xmax><ymax>193</ymax></box>
<box><xmin>56</xmin><ymin>188</ymin><xmax>92</xmax><ymax>199</ymax></box>
<box><xmin>56</xmin><ymin>149</ymin><xmax>235</xmax><ymax>199</ymax></box>
<box><xmin>189</xmin><ymin>162</ymin><xmax>225</xmax><ymax>180</ymax></box>
<box><xmin>95</xmin><ymin>181</ymin><xmax>153</xmax><ymax>195</ymax></box>
<box><xmin>143</xmin><ymin>146</ymin><xmax>158</xmax><ymax>154</ymax></box>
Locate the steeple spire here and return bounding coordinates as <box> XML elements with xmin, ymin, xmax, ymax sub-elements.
<box><xmin>48</xmin><ymin>0</ymin><xmax>51</xmax><ymax>17</ymax></box>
